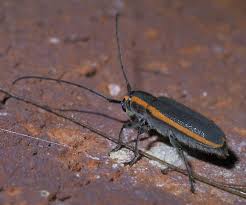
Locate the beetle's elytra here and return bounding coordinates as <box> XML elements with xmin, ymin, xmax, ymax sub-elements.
<box><xmin>0</xmin><ymin>13</ymin><xmax>229</xmax><ymax>193</ymax></box>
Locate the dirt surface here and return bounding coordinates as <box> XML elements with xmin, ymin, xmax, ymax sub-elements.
<box><xmin>0</xmin><ymin>0</ymin><xmax>246</xmax><ymax>204</ymax></box>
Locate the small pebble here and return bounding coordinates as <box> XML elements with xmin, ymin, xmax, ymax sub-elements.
<box><xmin>108</xmin><ymin>84</ymin><xmax>121</xmax><ymax>96</ymax></box>
<box><xmin>49</xmin><ymin>37</ymin><xmax>60</xmax><ymax>44</ymax></box>
<box><xmin>40</xmin><ymin>190</ymin><xmax>50</xmax><ymax>198</ymax></box>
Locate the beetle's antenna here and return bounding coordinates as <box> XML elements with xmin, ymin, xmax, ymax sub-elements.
<box><xmin>13</xmin><ymin>76</ymin><xmax>121</xmax><ymax>104</ymax></box>
<box><xmin>115</xmin><ymin>13</ymin><xmax>131</xmax><ymax>94</ymax></box>
<box><xmin>54</xmin><ymin>108</ymin><xmax>125</xmax><ymax>123</ymax></box>
<box><xmin>0</xmin><ymin>127</ymin><xmax>70</xmax><ymax>148</ymax></box>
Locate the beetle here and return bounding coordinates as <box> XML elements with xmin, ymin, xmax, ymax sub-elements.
<box><xmin>0</xmin><ymin>14</ymin><xmax>229</xmax><ymax>192</ymax></box>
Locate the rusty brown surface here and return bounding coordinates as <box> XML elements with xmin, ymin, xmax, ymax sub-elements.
<box><xmin>0</xmin><ymin>0</ymin><xmax>246</xmax><ymax>204</ymax></box>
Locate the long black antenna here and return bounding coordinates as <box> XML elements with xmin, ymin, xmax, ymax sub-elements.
<box><xmin>13</xmin><ymin>76</ymin><xmax>121</xmax><ymax>104</ymax></box>
<box><xmin>54</xmin><ymin>108</ymin><xmax>126</xmax><ymax>123</ymax></box>
<box><xmin>115</xmin><ymin>13</ymin><xmax>131</xmax><ymax>93</ymax></box>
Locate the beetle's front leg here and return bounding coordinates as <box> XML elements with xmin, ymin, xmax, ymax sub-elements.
<box><xmin>110</xmin><ymin>120</ymin><xmax>139</xmax><ymax>153</ymax></box>
<box><xmin>0</xmin><ymin>94</ymin><xmax>11</xmax><ymax>108</ymax></box>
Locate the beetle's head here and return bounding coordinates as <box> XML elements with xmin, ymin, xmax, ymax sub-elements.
<box><xmin>121</xmin><ymin>95</ymin><xmax>137</xmax><ymax>118</ymax></box>
<box><xmin>121</xmin><ymin>94</ymin><xmax>146</xmax><ymax>118</ymax></box>
<box><xmin>121</xmin><ymin>96</ymin><xmax>131</xmax><ymax>113</ymax></box>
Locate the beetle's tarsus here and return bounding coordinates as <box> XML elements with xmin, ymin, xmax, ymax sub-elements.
<box><xmin>0</xmin><ymin>95</ymin><xmax>11</xmax><ymax>108</ymax></box>
<box><xmin>161</xmin><ymin>167</ymin><xmax>174</xmax><ymax>175</ymax></box>
<box><xmin>190</xmin><ymin>178</ymin><xmax>195</xmax><ymax>193</ymax></box>
<box><xmin>124</xmin><ymin>152</ymin><xmax>140</xmax><ymax>166</ymax></box>
<box><xmin>110</xmin><ymin>144</ymin><xmax>123</xmax><ymax>154</ymax></box>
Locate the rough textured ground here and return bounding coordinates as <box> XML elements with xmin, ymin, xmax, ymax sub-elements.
<box><xmin>0</xmin><ymin>0</ymin><xmax>245</xmax><ymax>204</ymax></box>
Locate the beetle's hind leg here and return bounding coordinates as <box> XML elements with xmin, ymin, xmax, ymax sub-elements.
<box><xmin>169</xmin><ymin>131</ymin><xmax>195</xmax><ymax>193</ymax></box>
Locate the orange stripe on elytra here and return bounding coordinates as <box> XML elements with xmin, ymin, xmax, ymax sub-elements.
<box><xmin>131</xmin><ymin>96</ymin><xmax>223</xmax><ymax>148</ymax></box>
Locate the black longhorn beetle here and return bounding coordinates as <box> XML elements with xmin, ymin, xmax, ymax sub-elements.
<box><xmin>0</xmin><ymin>14</ymin><xmax>229</xmax><ymax>193</ymax></box>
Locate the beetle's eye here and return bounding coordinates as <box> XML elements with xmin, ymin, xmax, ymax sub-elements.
<box><xmin>121</xmin><ymin>98</ymin><xmax>126</xmax><ymax>112</ymax></box>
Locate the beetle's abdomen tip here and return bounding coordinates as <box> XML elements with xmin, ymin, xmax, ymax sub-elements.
<box><xmin>219</xmin><ymin>143</ymin><xmax>229</xmax><ymax>159</ymax></box>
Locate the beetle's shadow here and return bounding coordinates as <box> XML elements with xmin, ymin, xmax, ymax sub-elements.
<box><xmin>142</xmin><ymin>131</ymin><xmax>238</xmax><ymax>170</ymax></box>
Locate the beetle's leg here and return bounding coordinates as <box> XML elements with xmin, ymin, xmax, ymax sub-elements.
<box><xmin>0</xmin><ymin>84</ymin><xmax>16</xmax><ymax>108</ymax></box>
<box><xmin>0</xmin><ymin>94</ymin><xmax>11</xmax><ymax>108</ymax></box>
<box><xmin>169</xmin><ymin>132</ymin><xmax>195</xmax><ymax>193</ymax></box>
<box><xmin>110</xmin><ymin>120</ymin><xmax>138</xmax><ymax>153</ymax></box>
<box><xmin>123</xmin><ymin>127</ymin><xmax>144</xmax><ymax>166</ymax></box>
<box><xmin>161</xmin><ymin>167</ymin><xmax>174</xmax><ymax>175</ymax></box>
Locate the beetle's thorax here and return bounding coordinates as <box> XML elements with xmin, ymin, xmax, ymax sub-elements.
<box><xmin>121</xmin><ymin>96</ymin><xmax>141</xmax><ymax>118</ymax></box>
<box><xmin>121</xmin><ymin>91</ymin><xmax>156</xmax><ymax>120</ymax></box>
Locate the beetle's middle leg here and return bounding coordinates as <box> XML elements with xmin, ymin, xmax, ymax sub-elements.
<box><xmin>123</xmin><ymin>126</ymin><xmax>145</xmax><ymax>166</ymax></box>
<box><xmin>168</xmin><ymin>130</ymin><xmax>195</xmax><ymax>193</ymax></box>
<box><xmin>123</xmin><ymin>118</ymin><xmax>150</xmax><ymax>166</ymax></box>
